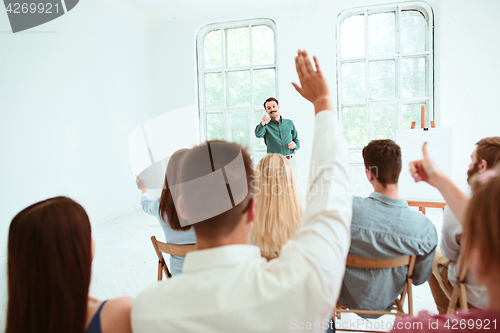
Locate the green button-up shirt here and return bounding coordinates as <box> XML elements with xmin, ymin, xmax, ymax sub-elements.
<box><xmin>254</xmin><ymin>116</ymin><xmax>300</xmax><ymax>155</ymax></box>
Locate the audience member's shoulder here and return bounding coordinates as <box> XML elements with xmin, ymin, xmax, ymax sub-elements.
<box><xmin>405</xmin><ymin>204</ymin><xmax>435</xmax><ymax>225</ymax></box>
<box><xmin>404</xmin><ymin>207</ymin><xmax>437</xmax><ymax>240</ymax></box>
<box><xmin>133</xmin><ymin>281</ymin><xmax>163</xmax><ymax>307</ymax></box>
<box><xmin>102</xmin><ymin>297</ymin><xmax>132</xmax><ymax>333</ymax></box>
<box><xmin>105</xmin><ymin>297</ymin><xmax>132</xmax><ymax>318</ymax></box>
<box><xmin>132</xmin><ymin>279</ymin><xmax>178</xmax><ymax>313</ymax></box>
<box><xmin>352</xmin><ymin>195</ymin><xmax>370</xmax><ymax>208</ymax></box>
<box><xmin>352</xmin><ymin>195</ymin><xmax>365</xmax><ymax>203</ymax></box>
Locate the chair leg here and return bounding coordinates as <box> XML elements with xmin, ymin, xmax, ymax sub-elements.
<box><xmin>408</xmin><ymin>285</ymin><xmax>413</xmax><ymax>315</ymax></box>
<box><xmin>459</xmin><ymin>284</ymin><xmax>468</xmax><ymax>310</ymax></box>
<box><xmin>158</xmin><ymin>261</ymin><xmax>163</xmax><ymax>281</ymax></box>
<box><xmin>447</xmin><ymin>287</ymin><xmax>460</xmax><ymax>313</ymax></box>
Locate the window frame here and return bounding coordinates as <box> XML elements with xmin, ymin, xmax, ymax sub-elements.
<box><xmin>336</xmin><ymin>2</ymin><xmax>434</xmax><ymax>164</ymax></box>
<box><xmin>196</xmin><ymin>19</ymin><xmax>278</xmax><ymax>160</ymax></box>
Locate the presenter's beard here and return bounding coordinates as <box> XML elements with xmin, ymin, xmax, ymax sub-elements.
<box><xmin>467</xmin><ymin>163</ymin><xmax>480</xmax><ymax>185</ymax></box>
<box><xmin>270</xmin><ymin>111</ymin><xmax>278</xmax><ymax>119</ymax></box>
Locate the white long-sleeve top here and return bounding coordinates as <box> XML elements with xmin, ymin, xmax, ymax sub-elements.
<box><xmin>440</xmin><ymin>206</ymin><xmax>489</xmax><ymax>308</ymax></box>
<box><xmin>131</xmin><ymin>110</ymin><xmax>352</xmax><ymax>333</ymax></box>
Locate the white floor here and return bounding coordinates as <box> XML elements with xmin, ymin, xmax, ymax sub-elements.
<box><xmin>0</xmin><ymin>205</ymin><xmax>443</xmax><ymax>332</ymax></box>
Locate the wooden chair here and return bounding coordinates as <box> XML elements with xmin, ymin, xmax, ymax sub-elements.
<box><xmin>447</xmin><ymin>261</ymin><xmax>468</xmax><ymax>313</ymax></box>
<box><xmin>334</xmin><ymin>254</ymin><xmax>417</xmax><ymax>332</ymax></box>
<box><xmin>406</xmin><ymin>200</ymin><xmax>446</xmax><ymax>215</ymax></box>
<box><xmin>409</xmin><ymin>201</ymin><xmax>470</xmax><ymax>313</ymax></box>
<box><xmin>150</xmin><ymin>236</ymin><xmax>196</xmax><ymax>280</ymax></box>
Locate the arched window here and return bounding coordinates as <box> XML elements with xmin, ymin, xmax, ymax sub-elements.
<box><xmin>197</xmin><ymin>19</ymin><xmax>277</xmax><ymax>162</ymax></box>
<box><xmin>337</xmin><ymin>2</ymin><xmax>434</xmax><ymax>163</ymax></box>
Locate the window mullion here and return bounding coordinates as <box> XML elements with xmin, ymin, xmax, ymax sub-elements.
<box><xmin>223</xmin><ymin>28</ymin><xmax>229</xmax><ymax>141</ymax></box>
<box><xmin>397</xmin><ymin>6</ymin><xmax>403</xmax><ymax>131</ymax></box>
<box><xmin>198</xmin><ymin>20</ymin><xmax>277</xmax><ymax>157</ymax></box>
<box><xmin>337</xmin><ymin>4</ymin><xmax>433</xmax><ymax>163</ymax></box>
<box><xmin>203</xmin><ymin>64</ymin><xmax>275</xmax><ymax>72</ymax></box>
<box><xmin>427</xmin><ymin>9</ymin><xmax>434</xmax><ymax>125</ymax></box>
<box><xmin>336</xmin><ymin>24</ymin><xmax>342</xmax><ymax>120</ymax></box>
<box><xmin>364</xmin><ymin>10</ymin><xmax>371</xmax><ymax>143</ymax></box>
<box><xmin>248</xmin><ymin>25</ymin><xmax>255</xmax><ymax>155</ymax></box>
<box><xmin>199</xmin><ymin>70</ymin><xmax>206</xmax><ymax>141</ymax></box>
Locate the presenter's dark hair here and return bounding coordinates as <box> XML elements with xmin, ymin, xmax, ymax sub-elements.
<box><xmin>159</xmin><ymin>149</ymin><xmax>192</xmax><ymax>231</ymax></box>
<box><xmin>263</xmin><ymin>97</ymin><xmax>279</xmax><ymax>108</ymax></box>
<box><xmin>362</xmin><ymin>139</ymin><xmax>402</xmax><ymax>186</ymax></box>
<box><xmin>6</xmin><ymin>196</ymin><xmax>92</xmax><ymax>333</ymax></box>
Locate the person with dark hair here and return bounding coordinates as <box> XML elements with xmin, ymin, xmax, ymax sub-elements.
<box><xmin>132</xmin><ymin>50</ymin><xmax>352</xmax><ymax>333</ymax></box>
<box><xmin>337</xmin><ymin>139</ymin><xmax>437</xmax><ymax>316</ymax></box>
<box><xmin>6</xmin><ymin>196</ymin><xmax>132</xmax><ymax>333</ymax></box>
<box><xmin>389</xmin><ymin>156</ymin><xmax>500</xmax><ymax>332</ymax></box>
<box><xmin>254</xmin><ymin>96</ymin><xmax>300</xmax><ymax>159</ymax></box>
<box><xmin>421</xmin><ymin>137</ymin><xmax>500</xmax><ymax>313</ymax></box>
<box><xmin>136</xmin><ymin>149</ymin><xmax>196</xmax><ymax>276</ymax></box>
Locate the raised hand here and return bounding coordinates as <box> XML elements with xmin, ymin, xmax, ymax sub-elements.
<box><xmin>136</xmin><ymin>175</ymin><xmax>148</xmax><ymax>193</ymax></box>
<box><xmin>291</xmin><ymin>50</ymin><xmax>332</xmax><ymax>113</ymax></box>
<box><xmin>288</xmin><ymin>141</ymin><xmax>296</xmax><ymax>150</ymax></box>
<box><xmin>409</xmin><ymin>142</ymin><xmax>444</xmax><ymax>187</ymax></box>
<box><xmin>261</xmin><ymin>113</ymin><xmax>270</xmax><ymax>126</ymax></box>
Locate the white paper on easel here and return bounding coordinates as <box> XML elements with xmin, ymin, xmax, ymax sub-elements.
<box><xmin>128</xmin><ymin>104</ymin><xmax>200</xmax><ymax>177</ymax></box>
<box><xmin>144</xmin><ymin>105</ymin><xmax>200</xmax><ymax>163</ymax></box>
<box><xmin>396</xmin><ymin>128</ymin><xmax>453</xmax><ymax>201</ymax></box>
<box><xmin>128</xmin><ymin>126</ymin><xmax>152</xmax><ymax>177</ymax></box>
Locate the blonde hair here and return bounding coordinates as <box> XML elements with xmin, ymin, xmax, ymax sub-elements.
<box><xmin>251</xmin><ymin>154</ymin><xmax>302</xmax><ymax>260</ymax></box>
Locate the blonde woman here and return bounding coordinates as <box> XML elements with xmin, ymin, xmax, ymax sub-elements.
<box><xmin>251</xmin><ymin>153</ymin><xmax>302</xmax><ymax>260</ymax></box>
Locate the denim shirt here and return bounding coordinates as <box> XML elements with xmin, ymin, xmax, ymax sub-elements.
<box><xmin>254</xmin><ymin>116</ymin><xmax>300</xmax><ymax>155</ymax></box>
<box><xmin>339</xmin><ymin>192</ymin><xmax>437</xmax><ymax>317</ymax></box>
<box><xmin>140</xmin><ymin>193</ymin><xmax>196</xmax><ymax>275</ymax></box>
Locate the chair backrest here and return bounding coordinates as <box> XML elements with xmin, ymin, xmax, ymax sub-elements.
<box><xmin>346</xmin><ymin>254</ymin><xmax>417</xmax><ymax>310</ymax></box>
<box><xmin>346</xmin><ymin>255</ymin><xmax>415</xmax><ymax>271</ymax></box>
<box><xmin>447</xmin><ymin>260</ymin><xmax>469</xmax><ymax>313</ymax></box>
<box><xmin>151</xmin><ymin>236</ymin><xmax>196</xmax><ymax>280</ymax></box>
<box><xmin>335</xmin><ymin>254</ymin><xmax>417</xmax><ymax>323</ymax></box>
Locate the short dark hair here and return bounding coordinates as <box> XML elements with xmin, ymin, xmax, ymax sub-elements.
<box><xmin>362</xmin><ymin>139</ymin><xmax>402</xmax><ymax>186</ymax></box>
<box><xmin>263</xmin><ymin>97</ymin><xmax>279</xmax><ymax>109</ymax></box>
<box><xmin>178</xmin><ymin>140</ymin><xmax>253</xmax><ymax>239</ymax></box>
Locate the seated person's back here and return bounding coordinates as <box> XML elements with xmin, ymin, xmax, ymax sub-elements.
<box><xmin>339</xmin><ymin>140</ymin><xmax>437</xmax><ymax>316</ymax></box>
<box><xmin>136</xmin><ymin>149</ymin><xmax>196</xmax><ymax>276</ymax></box>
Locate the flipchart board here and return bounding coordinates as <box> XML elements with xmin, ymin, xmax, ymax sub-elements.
<box><xmin>396</xmin><ymin>128</ymin><xmax>453</xmax><ymax>201</ymax></box>
<box><xmin>128</xmin><ymin>104</ymin><xmax>200</xmax><ymax>189</ymax></box>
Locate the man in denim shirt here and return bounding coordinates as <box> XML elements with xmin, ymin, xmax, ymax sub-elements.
<box><xmin>338</xmin><ymin>140</ymin><xmax>437</xmax><ymax>317</ymax></box>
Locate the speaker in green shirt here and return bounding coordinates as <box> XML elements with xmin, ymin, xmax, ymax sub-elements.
<box><xmin>255</xmin><ymin>97</ymin><xmax>300</xmax><ymax>157</ymax></box>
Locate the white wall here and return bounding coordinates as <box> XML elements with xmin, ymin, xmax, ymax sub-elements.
<box><xmin>1</xmin><ymin>0</ymin><xmax>500</xmax><ymax>259</ymax></box>
<box><xmin>437</xmin><ymin>0</ymin><xmax>500</xmax><ymax>187</ymax></box>
<box><xmin>0</xmin><ymin>0</ymin><xmax>158</xmax><ymax>259</ymax></box>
